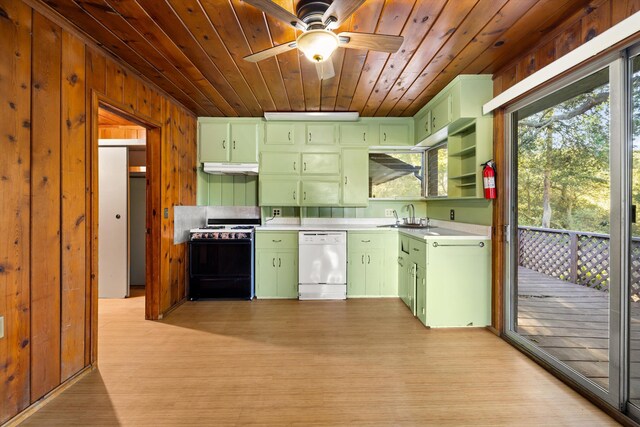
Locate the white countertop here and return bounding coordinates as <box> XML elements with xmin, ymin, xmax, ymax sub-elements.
<box><xmin>256</xmin><ymin>222</ymin><xmax>489</xmax><ymax>240</ymax></box>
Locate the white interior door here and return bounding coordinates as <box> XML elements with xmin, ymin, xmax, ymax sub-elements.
<box><xmin>99</xmin><ymin>146</ymin><xmax>129</xmax><ymax>298</ymax></box>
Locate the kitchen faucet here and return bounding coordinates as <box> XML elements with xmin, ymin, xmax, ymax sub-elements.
<box><xmin>392</xmin><ymin>209</ymin><xmax>399</xmax><ymax>225</ymax></box>
<box><xmin>408</xmin><ymin>204</ymin><xmax>415</xmax><ymax>224</ymax></box>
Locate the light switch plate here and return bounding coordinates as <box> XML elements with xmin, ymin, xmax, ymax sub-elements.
<box><xmin>0</xmin><ymin>316</ymin><xmax>4</xmax><ymax>339</ymax></box>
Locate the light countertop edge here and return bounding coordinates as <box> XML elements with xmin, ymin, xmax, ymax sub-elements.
<box><xmin>256</xmin><ymin>224</ymin><xmax>489</xmax><ymax>240</ymax></box>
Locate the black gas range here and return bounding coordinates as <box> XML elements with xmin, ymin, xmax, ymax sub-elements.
<box><xmin>188</xmin><ymin>217</ymin><xmax>261</xmax><ymax>300</ymax></box>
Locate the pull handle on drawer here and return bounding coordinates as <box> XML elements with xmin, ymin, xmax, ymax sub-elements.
<box><xmin>361</xmin><ymin>239</ymin><xmax>370</xmax><ymax>243</ymax></box>
<box><xmin>272</xmin><ymin>239</ymin><xmax>282</xmax><ymax>243</ymax></box>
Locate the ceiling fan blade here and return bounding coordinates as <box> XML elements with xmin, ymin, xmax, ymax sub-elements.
<box><xmin>315</xmin><ymin>59</ymin><xmax>335</xmax><ymax>81</ymax></box>
<box><xmin>243</xmin><ymin>41</ymin><xmax>297</xmax><ymax>62</ymax></box>
<box><xmin>322</xmin><ymin>0</ymin><xmax>366</xmax><ymax>28</ymax></box>
<box><xmin>243</xmin><ymin>0</ymin><xmax>307</xmax><ymax>30</ymax></box>
<box><xmin>338</xmin><ymin>32</ymin><xmax>404</xmax><ymax>53</ymax></box>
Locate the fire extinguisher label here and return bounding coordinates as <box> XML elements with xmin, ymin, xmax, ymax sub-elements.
<box><xmin>484</xmin><ymin>177</ymin><xmax>495</xmax><ymax>189</ymax></box>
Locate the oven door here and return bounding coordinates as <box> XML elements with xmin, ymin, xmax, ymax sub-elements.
<box><xmin>189</xmin><ymin>239</ymin><xmax>252</xmax><ymax>299</ymax></box>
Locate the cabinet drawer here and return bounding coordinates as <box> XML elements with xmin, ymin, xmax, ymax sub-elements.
<box><xmin>348</xmin><ymin>233</ymin><xmax>385</xmax><ymax>251</ymax></box>
<box><xmin>255</xmin><ymin>232</ymin><xmax>299</xmax><ymax>249</ymax></box>
<box><xmin>409</xmin><ymin>238</ymin><xmax>426</xmax><ymax>268</ymax></box>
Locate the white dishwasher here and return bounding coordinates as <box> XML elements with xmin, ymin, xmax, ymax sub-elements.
<box><xmin>298</xmin><ymin>231</ymin><xmax>347</xmax><ymax>300</ymax></box>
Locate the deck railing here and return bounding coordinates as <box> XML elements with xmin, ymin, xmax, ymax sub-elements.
<box><xmin>518</xmin><ymin>226</ymin><xmax>615</xmax><ymax>292</ymax></box>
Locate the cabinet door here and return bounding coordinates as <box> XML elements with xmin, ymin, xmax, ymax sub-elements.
<box><xmin>415</xmin><ymin>110</ymin><xmax>432</xmax><ymax>142</ymax></box>
<box><xmin>277</xmin><ymin>251</ymin><xmax>298</xmax><ymax>298</ymax></box>
<box><xmin>260</xmin><ymin>152</ymin><xmax>300</xmax><ymax>175</ymax></box>
<box><xmin>432</xmin><ymin>94</ymin><xmax>452</xmax><ymax>132</ymax></box>
<box><xmin>347</xmin><ymin>251</ymin><xmax>366</xmax><ymax>297</ymax></box>
<box><xmin>398</xmin><ymin>255</ymin><xmax>407</xmax><ymax>304</ymax></box>
<box><xmin>416</xmin><ymin>266</ymin><xmax>427</xmax><ymax>325</ymax></box>
<box><xmin>265</xmin><ymin>122</ymin><xmax>295</xmax><ymax>145</ymax></box>
<box><xmin>230</xmin><ymin>123</ymin><xmax>258</xmax><ymax>163</ymax></box>
<box><xmin>306</xmin><ymin>124</ymin><xmax>335</xmax><ymax>145</ymax></box>
<box><xmin>259</xmin><ymin>179</ymin><xmax>299</xmax><ymax>206</ymax></box>
<box><xmin>407</xmin><ymin>264</ymin><xmax>417</xmax><ymax>315</ymax></box>
<box><xmin>340</xmin><ymin>124</ymin><xmax>369</xmax><ymax>145</ymax></box>
<box><xmin>379</xmin><ymin>124</ymin><xmax>410</xmax><ymax>146</ymax></box>
<box><xmin>199</xmin><ymin>122</ymin><xmax>229</xmax><ymax>162</ymax></box>
<box><xmin>300</xmin><ymin>180</ymin><xmax>340</xmax><ymax>206</ymax></box>
<box><xmin>364</xmin><ymin>249</ymin><xmax>383</xmax><ymax>296</ymax></box>
<box><xmin>342</xmin><ymin>148</ymin><xmax>369</xmax><ymax>206</ymax></box>
<box><xmin>302</xmin><ymin>153</ymin><xmax>340</xmax><ymax>175</ymax></box>
<box><xmin>256</xmin><ymin>251</ymin><xmax>278</xmax><ymax>298</ymax></box>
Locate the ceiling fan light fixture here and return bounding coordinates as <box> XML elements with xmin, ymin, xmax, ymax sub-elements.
<box><xmin>296</xmin><ymin>29</ymin><xmax>339</xmax><ymax>63</ymax></box>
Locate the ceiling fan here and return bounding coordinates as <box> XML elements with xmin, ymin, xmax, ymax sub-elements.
<box><xmin>242</xmin><ymin>0</ymin><xmax>404</xmax><ymax>80</ymax></box>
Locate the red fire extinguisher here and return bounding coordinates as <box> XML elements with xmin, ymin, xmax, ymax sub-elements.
<box><xmin>482</xmin><ymin>160</ymin><xmax>496</xmax><ymax>199</ymax></box>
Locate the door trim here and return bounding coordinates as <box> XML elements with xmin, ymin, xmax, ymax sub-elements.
<box><xmin>89</xmin><ymin>91</ymin><xmax>163</xmax><ymax>365</ymax></box>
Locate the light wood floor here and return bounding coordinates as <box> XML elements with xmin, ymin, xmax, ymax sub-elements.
<box><xmin>22</xmin><ymin>291</ymin><xmax>617</xmax><ymax>426</ymax></box>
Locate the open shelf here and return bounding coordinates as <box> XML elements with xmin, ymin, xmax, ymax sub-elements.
<box><xmin>450</xmin><ymin>172</ymin><xmax>476</xmax><ymax>179</ymax></box>
<box><xmin>449</xmin><ymin>145</ymin><xmax>476</xmax><ymax>157</ymax></box>
<box><xmin>456</xmin><ymin>182</ymin><xmax>476</xmax><ymax>188</ymax></box>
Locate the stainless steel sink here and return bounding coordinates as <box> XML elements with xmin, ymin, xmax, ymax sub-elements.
<box><xmin>377</xmin><ymin>223</ymin><xmax>438</xmax><ymax>230</ymax></box>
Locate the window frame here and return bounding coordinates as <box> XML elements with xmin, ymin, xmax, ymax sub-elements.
<box><xmin>425</xmin><ymin>141</ymin><xmax>448</xmax><ymax>199</ymax></box>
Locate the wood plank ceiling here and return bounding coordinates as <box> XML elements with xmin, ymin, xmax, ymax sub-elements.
<box><xmin>40</xmin><ymin>0</ymin><xmax>593</xmax><ymax>117</ymax></box>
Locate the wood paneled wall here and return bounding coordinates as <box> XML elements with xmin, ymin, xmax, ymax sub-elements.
<box><xmin>0</xmin><ymin>0</ymin><xmax>196</xmax><ymax>423</ymax></box>
<box><xmin>490</xmin><ymin>0</ymin><xmax>640</xmax><ymax>333</ymax></box>
<box><xmin>493</xmin><ymin>0</ymin><xmax>640</xmax><ymax>94</ymax></box>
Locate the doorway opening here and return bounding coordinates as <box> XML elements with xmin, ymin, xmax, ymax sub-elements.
<box><xmin>97</xmin><ymin>107</ymin><xmax>147</xmax><ymax>301</ymax></box>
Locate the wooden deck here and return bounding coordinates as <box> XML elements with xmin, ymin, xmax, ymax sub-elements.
<box><xmin>517</xmin><ymin>266</ymin><xmax>640</xmax><ymax>396</ymax></box>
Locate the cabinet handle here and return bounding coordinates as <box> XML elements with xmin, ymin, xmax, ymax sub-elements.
<box><xmin>432</xmin><ymin>242</ymin><xmax>485</xmax><ymax>248</ymax></box>
<box><xmin>272</xmin><ymin>258</ymin><xmax>276</xmax><ymax>267</ymax></box>
<box><xmin>272</xmin><ymin>239</ymin><xmax>282</xmax><ymax>243</ymax></box>
<box><xmin>309</xmin><ymin>132</ymin><xmax>312</xmax><ymax>142</ymax></box>
<box><xmin>361</xmin><ymin>239</ymin><xmax>370</xmax><ymax>243</ymax></box>
<box><xmin>293</xmin><ymin>161</ymin><xmax>296</xmax><ymax>171</ymax></box>
<box><xmin>425</xmin><ymin>121</ymin><xmax>429</xmax><ymax>131</ymax></box>
<box><xmin>222</xmin><ymin>139</ymin><xmax>226</xmax><ymax>149</ymax></box>
<box><xmin>288</xmin><ymin>131</ymin><xmax>291</xmax><ymax>141</ymax></box>
<box><xmin>279</xmin><ymin>258</ymin><xmax>281</xmax><ymax>268</ymax></box>
<box><xmin>413</xmin><ymin>248</ymin><xmax>420</xmax><ymax>252</ymax></box>
<box><xmin>367</xmin><ymin>255</ymin><xmax>371</xmax><ymax>264</ymax></box>
<box><xmin>303</xmin><ymin>162</ymin><xmax>307</xmax><ymax>171</ymax></box>
<box><xmin>233</xmin><ymin>140</ymin><xmax>236</xmax><ymax>149</ymax></box>
<box><xmin>345</xmin><ymin>176</ymin><xmax>348</xmax><ymax>185</ymax></box>
<box><xmin>361</xmin><ymin>254</ymin><xmax>365</xmax><ymax>264</ymax></box>
<box><xmin>432</xmin><ymin>117</ymin><xmax>436</xmax><ymax>127</ymax></box>
<box><xmin>363</xmin><ymin>132</ymin><xmax>366</xmax><ymax>141</ymax></box>
<box><xmin>383</xmin><ymin>132</ymin><xmax>387</xmax><ymax>142</ymax></box>
<box><xmin>293</xmin><ymin>190</ymin><xmax>296</xmax><ymax>200</ymax></box>
<box><xmin>303</xmin><ymin>191</ymin><xmax>307</xmax><ymax>201</ymax></box>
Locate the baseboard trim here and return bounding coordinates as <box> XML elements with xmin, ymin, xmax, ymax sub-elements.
<box><xmin>2</xmin><ymin>364</ymin><xmax>95</xmax><ymax>427</ymax></box>
<box><xmin>158</xmin><ymin>297</ymin><xmax>187</xmax><ymax>320</ymax></box>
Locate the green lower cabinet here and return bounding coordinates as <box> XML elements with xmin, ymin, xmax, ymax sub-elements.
<box><xmin>347</xmin><ymin>251</ymin><xmax>367</xmax><ymax>297</ymax></box>
<box><xmin>364</xmin><ymin>249</ymin><xmax>383</xmax><ymax>295</ymax></box>
<box><xmin>416</xmin><ymin>266</ymin><xmax>426</xmax><ymax>325</ymax></box>
<box><xmin>424</xmin><ymin>238</ymin><xmax>491</xmax><ymax>327</ymax></box>
<box><xmin>259</xmin><ymin>178</ymin><xmax>299</xmax><ymax>206</ymax></box>
<box><xmin>255</xmin><ymin>250</ymin><xmax>298</xmax><ymax>299</ymax></box>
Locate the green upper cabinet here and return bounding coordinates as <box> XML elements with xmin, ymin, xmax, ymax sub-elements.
<box><xmin>199</xmin><ymin>122</ymin><xmax>230</xmax><ymax>162</ymax></box>
<box><xmin>302</xmin><ymin>152</ymin><xmax>340</xmax><ymax>175</ymax></box>
<box><xmin>300</xmin><ymin>180</ymin><xmax>340</xmax><ymax>206</ymax></box>
<box><xmin>230</xmin><ymin>122</ymin><xmax>259</xmax><ymax>163</ymax></box>
<box><xmin>415</xmin><ymin>109</ymin><xmax>432</xmax><ymax>143</ymax></box>
<box><xmin>199</xmin><ymin>119</ymin><xmax>261</xmax><ymax>163</ymax></box>
<box><xmin>306</xmin><ymin>123</ymin><xmax>336</xmax><ymax>145</ymax></box>
<box><xmin>380</xmin><ymin>123</ymin><xmax>410</xmax><ymax>146</ymax></box>
<box><xmin>259</xmin><ymin>178</ymin><xmax>299</xmax><ymax>206</ymax></box>
<box><xmin>431</xmin><ymin>94</ymin><xmax>452</xmax><ymax>133</ymax></box>
<box><xmin>265</xmin><ymin>122</ymin><xmax>295</xmax><ymax>145</ymax></box>
<box><xmin>342</xmin><ymin>148</ymin><xmax>368</xmax><ymax>206</ymax></box>
<box><xmin>260</xmin><ymin>151</ymin><xmax>300</xmax><ymax>175</ymax></box>
<box><xmin>339</xmin><ymin>123</ymin><xmax>370</xmax><ymax>145</ymax></box>
<box><xmin>413</xmin><ymin>75</ymin><xmax>493</xmax><ymax>144</ymax></box>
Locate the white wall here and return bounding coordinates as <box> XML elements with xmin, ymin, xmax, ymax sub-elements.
<box><xmin>130</xmin><ymin>177</ymin><xmax>146</xmax><ymax>286</ymax></box>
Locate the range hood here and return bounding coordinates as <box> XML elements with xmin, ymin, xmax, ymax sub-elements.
<box><xmin>202</xmin><ymin>162</ymin><xmax>258</xmax><ymax>175</ymax></box>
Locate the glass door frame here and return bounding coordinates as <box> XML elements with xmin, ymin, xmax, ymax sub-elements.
<box><xmin>502</xmin><ymin>51</ymin><xmax>628</xmax><ymax>410</ymax></box>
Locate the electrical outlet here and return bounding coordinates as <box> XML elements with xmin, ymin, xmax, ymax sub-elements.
<box><xmin>385</xmin><ymin>209</ymin><xmax>394</xmax><ymax>217</ymax></box>
<box><xmin>272</xmin><ymin>208</ymin><xmax>281</xmax><ymax>217</ymax></box>
<box><xmin>0</xmin><ymin>316</ymin><xmax>4</xmax><ymax>339</ymax></box>
<box><xmin>450</xmin><ymin>209</ymin><xmax>455</xmax><ymax>220</ymax></box>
